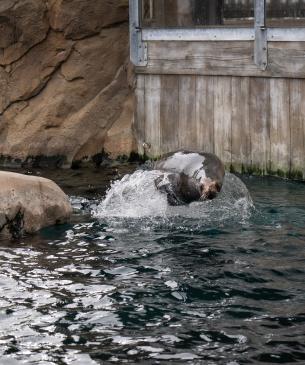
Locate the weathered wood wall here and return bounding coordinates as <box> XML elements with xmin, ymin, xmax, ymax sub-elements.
<box><xmin>135</xmin><ymin>74</ymin><xmax>305</xmax><ymax>179</ymax></box>
<box><xmin>136</xmin><ymin>41</ymin><xmax>305</xmax><ymax>79</ymax></box>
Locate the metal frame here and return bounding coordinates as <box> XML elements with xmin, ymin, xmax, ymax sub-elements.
<box><xmin>142</xmin><ymin>28</ymin><xmax>255</xmax><ymax>41</ymax></box>
<box><xmin>254</xmin><ymin>0</ymin><xmax>267</xmax><ymax>70</ymax></box>
<box><xmin>129</xmin><ymin>0</ymin><xmax>305</xmax><ymax>69</ymax></box>
<box><xmin>129</xmin><ymin>0</ymin><xmax>147</xmax><ymax>66</ymax></box>
<box><xmin>142</xmin><ymin>27</ymin><xmax>305</xmax><ymax>43</ymax></box>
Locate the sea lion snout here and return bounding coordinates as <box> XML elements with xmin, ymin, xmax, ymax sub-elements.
<box><xmin>200</xmin><ymin>179</ymin><xmax>221</xmax><ymax>201</ymax></box>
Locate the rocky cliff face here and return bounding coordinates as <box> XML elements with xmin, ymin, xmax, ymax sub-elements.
<box><xmin>0</xmin><ymin>0</ymin><xmax>135</xmax><ymax>168</ymax></box>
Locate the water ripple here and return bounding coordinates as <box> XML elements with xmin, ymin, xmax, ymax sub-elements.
<box><xmin>0</xmin><ymin>173</ymin><xmax>305</xmax><ymax>364</ymax></box>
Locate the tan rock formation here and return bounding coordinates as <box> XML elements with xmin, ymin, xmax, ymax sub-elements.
<box><xmin>0</xmin><ymin>0</ymin><xmax>49</xmax><ymax>65</ymax></box>
<box><xmin>0</xmin><ymin>171</ymin><xmax>72</xmax><ymax>238</ymax></box>
<box><xmin>104</xmin><ymin>94</ymin><xmax>136</xmax><ymax>159</ymax></box>
<box><xmin>49</xmin><ymin>0</ymin><xmax>129</xmax><ymax>40</ymax></box>
<box><xmin>0</xmin><ymin>0</ymin><xmax>135</xmax><ymax>167</ymax></box>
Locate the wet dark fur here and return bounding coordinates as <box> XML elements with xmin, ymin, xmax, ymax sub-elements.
<box><xmin>154</xmin><ymin>151</ymin><xmax>225</xmax><ymax>206</ymax></box>
<box><xmin>154</xmin><ymin>173</ymin><xmax>201</xmax><ymax>206</ymax></box>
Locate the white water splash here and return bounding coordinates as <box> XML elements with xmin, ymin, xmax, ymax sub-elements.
<box><xmin>93</xmin><ymin>170</ymin><xmax>168</xmax><ymax>218</ymax></box>
<box><xmin>92</xmin><ymin>171</ymin><xmax>254</xmax><ymax>226</ymax></box>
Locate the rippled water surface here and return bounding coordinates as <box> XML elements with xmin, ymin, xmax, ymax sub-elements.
<box><xmin>1</xmin><ymin>165</ymin><xmax>305</xmax><ymax>364</ymax></box>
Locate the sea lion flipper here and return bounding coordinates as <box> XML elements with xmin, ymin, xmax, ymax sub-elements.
<box><xmin>154</xmin><ymin>174</ymin><xmax>171</xmax><ymax>193</ymax></box>
<box><xmin>166</xmin><ymin>192</ymin><xmax>184</xmax><ymax>206</ymax></box>
<box><xmin>154</xmin><ymin>173</ymin><xmax>184</xmax><ymax>206</ymax></box>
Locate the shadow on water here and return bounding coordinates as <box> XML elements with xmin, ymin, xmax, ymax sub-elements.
<box><xmin>0</xmin><ymin>166</ymin><xmax>305</xmax><ymax>364</ymax></box>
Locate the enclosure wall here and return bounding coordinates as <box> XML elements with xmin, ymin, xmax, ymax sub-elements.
<box><xmin>136</xmin><ymin>41</ymin><xmax>305</xmax><ymax>78</ymax></box>
<box><xmin>135</xmin><ymin>73</ymin><xmax>305</xmax><ymax>179</ymax></box>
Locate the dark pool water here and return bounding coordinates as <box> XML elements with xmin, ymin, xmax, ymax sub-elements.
<box><xmin>0</xmin><ymin>166</ymin><xmax>305</xmax><ymax>365</ymax></box>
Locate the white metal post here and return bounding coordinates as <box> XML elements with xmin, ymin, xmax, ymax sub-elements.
<box><xmin>254</xmin><ymin>0</ymin><xmax>267</xmax><ymax>70</ymax></box>
<box><xmin>129</xmin><ymin>0</ymin><xmax>148</xmax><ymax>66</ymax></box>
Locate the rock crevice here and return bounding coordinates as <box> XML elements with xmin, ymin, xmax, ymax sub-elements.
<box><xmin>1</xmin><ymin>208</ymin><xmax>25</xmax><ymax>239</ymax></box>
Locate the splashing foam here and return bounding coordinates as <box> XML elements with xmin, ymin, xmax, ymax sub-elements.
<box><xmin>92</xmin><ymin>171</ymin><xmax>254</xmax><ymax>227</ymax></box>
<box><xmin>93</xmin><ymin>170</ymin><xmax>168</xmax><ymax>218</ymax></box>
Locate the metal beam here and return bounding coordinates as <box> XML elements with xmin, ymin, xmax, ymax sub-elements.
<box><xmin>129</xmin><ymin>0</ymin><xmax>147</xmax><ymax>66</ymax></box>
<box><xmin>142</xmin><ymin>28</ymin><xmax>255</xmax><ymax>41</ymax></box>
<box><xmin>267</xmin><ymin>28</ymin><xmax>305</xmax><ymax>42</ymax></box>
<box><xmin>254</xmin><ymin>0</ymin><xmax>267</xmax><ymax>70</ymax></box>
<box><xmin>142</xmin><ymin>27</ymin><xmax>305</xmax><ymax>43</ymax></box>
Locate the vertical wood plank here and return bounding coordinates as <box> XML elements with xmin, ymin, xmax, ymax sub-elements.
<box><xmin>178</xmin><ymin>75</ymin><xmax>197</xmax><ymax>150</ymax></box>
<box><xmin>231</xmin><ymin>76</ymin><xmax>251</xmax><ymax>173</ymax></box>
<box><xmin>153</xmin><ymin>0</ymin><xmax>165</xmax><ymax>27</ymax></box>
<box><xmin>135</xmin><ymin>75</ymin><xmax>145</xmax><ymax>155</ymax></box>
<box><xmin>249</xmin><ymin>77</ymin><xmax>270</xmax><ymax>174</ymax></box>
<box><xmin>196</xmin><ymin>76</ymin><xmax>214</xmax><ymax>154</ymax></box>
<box><xmin>289</xmin><ymin>79</ymin><xmax>305</xmax><ymax>179</ymax></box>
<box><xmin>164</xmin><ymin>0</ymin><xmax>178</xmax><ymax>27</ymax></box>
<box><xmin>160</xmin><ymin>75</ymin><xmax>179</xmax><ymax>154</ymax></box>
<box><xmin>144</xmin><ymin>75</ymin><xmax>161</xmax><ymax>157</ymax></box>
<box><xmin>269</xmin><ymin>78</ymin><xmax>290</xmax><ymax>176</ymax></box>
<box><xmin>214</xmin><ymin>76</ymin><xmax>232</xmax><ymax>167</ymax></box>
<box><xmin>136</xmin><ymin>71</ymin><xmax>304</xmax><ymax>179</ymax></box>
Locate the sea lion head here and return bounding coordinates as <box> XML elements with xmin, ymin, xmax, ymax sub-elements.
<box><xmin>199</xmin><ymin>178</ymin><xmax>221</xmax><ymax>201</ymax></box>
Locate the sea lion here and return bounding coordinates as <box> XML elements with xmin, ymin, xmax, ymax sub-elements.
<box><xmin>154</xmin><ymin>151</ymin><xmax>225</xmax><ymax>205</ymax></box>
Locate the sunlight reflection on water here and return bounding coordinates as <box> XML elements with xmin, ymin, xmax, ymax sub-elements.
<box><xmin>1</xmin><ymin>172</ymin><xmax>305</xmax><ymax>364</ymax></box>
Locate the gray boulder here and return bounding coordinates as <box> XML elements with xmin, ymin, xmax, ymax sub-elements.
<box><xmin>0</xmin><ymin>171</ymin><xmax>72</xmax><ymax>239</ymax></box>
